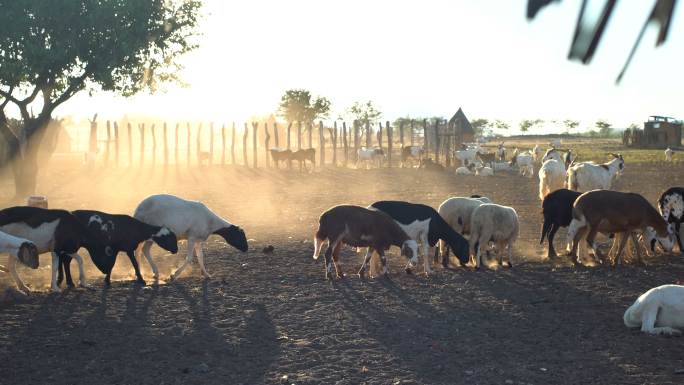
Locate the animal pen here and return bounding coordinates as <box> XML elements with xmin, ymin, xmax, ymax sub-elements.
<box><xmin>623</xmin><ymin>116</ymin><xmax>683</xmax><ymax>148</ymax></box>
<box><xmin>81</xmin><ymin>109</ymin><xmax>480</xmax><ymax>170</ymax></box>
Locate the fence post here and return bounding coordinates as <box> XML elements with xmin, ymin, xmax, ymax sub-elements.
<box><xmin>209</xmin><ymin>122</ymin><xmax>214</xmax><ymax>166</ymax></box>
<box><xmin>175</xmin><ymin>123</ymin><xmax>179</xmax><ymax>166</ymax></box>
<box><xmin>231</xmin><ymin>122</ymin><xmax>236</xmax><ymax>165</ymax></box>
<box><xmin>330</xmin><ymin>121</ymin><xmax>337</xmax><ymax>167</ymax></box>
<box><xmin>221</xmin><ymin>124</ymin><xmax>226</xmax><ymax>165</ymax></box>
<box><xmin>377</xmin><ymin>122</ymin><xmax>383</xmax><ymax>149</ymax></box>
<box><xmin>342</xmin><ymin>121</ymin><xmax>348</xmax><ymax>166</ymax></box>
<box><xmin>163</xmin><ymin>122</ymin><xmax>168</xmax><ymax>166</ymax></box>
<box><xmin>127</xmin><ymin>123</ymin><xmax>132</xmax><ymax>166</ymax></box>
<box><xmin>410</xmin><ymin>120</ymin><xmax>415</xmax><ymax>146</ymax></box>
<box><xmin>354</xmin><ymin>120</ymin><xmax>360</xmax><ymax>162</ymax></box>
<box><xmin>422</xmin><ymin>119</ymin><xmax>428</xmax><ymax>154</ymax></box>
<box><xmin>196</xmin><ymin>123</ymin><xmax>202</xmax><ymax>165</ymax></box>
<box><xmin>287</xmin><ymin>122</ymin><xmax>292</xmax><ymax>150</ymax></box>
<box><xmin>273</xmin><ymin>122</ymin><xmax>279</xmax><ymax>148</ymax></box>
<box><xmin>308</xmin><ymin>122</ymin><xmax>313</xmax><ymax>149</ymax></box>
<box><xmin>114</xmin><ymin>122</ymin><xmax>119</xmax><ymax>167</ymax></box>
<box><xmin>434</xmin><ymin>120</ymin><xmax>440</xmax><ymax>164</ymax></box>
<box><xmin>150</xmin><ymin>124</ymin><xmax>156</xmax><ymax>166</ymax></box>
<box><xmin>186</xmin><ymin>122</ymin><xmax>191</xmax><ymax>166</ymax></box>
<box><xmin>387</xmin><ymin>121</ymin><xmax>392</xmax><ymax>167</ymax></box>
<box><xmin>399</xmin><ymin>121</ymin><xmax>405</xmax><ymax>149</ymax></box>
<box><xmin>297</xmin><ymin>121</ymin><xmax>302</xmax><ymax>150</ymax></box>
<box><xmin>252</xmin><ymin>121</ymin><xmax>258</xmax><ymax>168</ymax></box>
<box><xmin>264</xmin><ymin>122</ymin><xmax>271</xmax><ymax>168</ymax></box>
<box><xmin>365</xmin><ymin>121</ymin><xmax>371</xmax><ymax>148</ymax></box>
<box><xmin>103</xmin><ymin>120</ymin><xmax>111</xmax><ymax>168</ymax></box>
<box><xmin>242</xmin><ymin>123</ymin><xmax>248</xmax><ymax>166</ymax></box>
<box><xmin>319</xmin><ymin>121</ymin><xmax>325</xmax><ymax>167</ymax></box>
<box><xmin>138</xmin><ymin>123</ymin><xmax>145</xmax><ymax>167</ymax></box>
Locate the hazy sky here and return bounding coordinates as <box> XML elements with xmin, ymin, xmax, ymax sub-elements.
<box><xmin>60</xmin><ymin>0</ymin><xmax>683</xmax><ymax>133</ymax></box>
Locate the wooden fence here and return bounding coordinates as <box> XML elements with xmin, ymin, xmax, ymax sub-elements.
<box><xmin>84</xmin><ymin>118</ymin><xmax>466</xmax><ymax>169</ymax></box>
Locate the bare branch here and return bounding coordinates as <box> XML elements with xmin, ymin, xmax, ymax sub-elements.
<box><xmin>0</xmin><ymin>86</ymin><xmax>14</xmax><ymax>110</ymax></box>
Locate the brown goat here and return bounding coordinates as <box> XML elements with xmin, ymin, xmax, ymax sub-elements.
<box><xmin>291</xmin><ymin>148</ymin><xmax>315</xmax><ymax>171</ymax></box>
<box><xmin>312</xmin><ymin>205</ymin><xmax>418</xmax><ymax>280</ymax></box>
<box><xmin>566</xmin><ymin>190</ymin><xmax>675</xmax><ymax>266</ymax></box>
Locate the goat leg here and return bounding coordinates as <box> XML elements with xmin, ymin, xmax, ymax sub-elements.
<box><xmin>126</xmin><ymin>250</ymin><xmax>146</xmax><ymax>285</ymax></box>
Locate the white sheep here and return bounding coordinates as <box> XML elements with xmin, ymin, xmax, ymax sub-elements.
<box><xmin>437</xmin><ymin>196</ymin><xmax>492</xmax><ymax>258</ymax></box>
<box><xmin>538</xmin><ymin>148</ymin><xmax>566</xmax><ymax>201</ymax></box>
<box><xmin>665</xmin><ymin>147</ymin><xmax>674</xmax><ymax>162</ymax></box>
<box><xmin>134</xmin><ymin>194</ymin><xmax>248</xmax><ymax>281</ymax></box>
<box><xmin>469</xmin><ymin>203</ymin><xmax>519</xmax><ymax>269</ymax></box>
<box><xmin>566</xmin><ymin>153</ymin><xmax>624</xmax><ymax>192</ymax></box>
<box><xmin>624</xmin><ymin>284</ymin><xmax>684</xmax><ymax>335</ymax></box>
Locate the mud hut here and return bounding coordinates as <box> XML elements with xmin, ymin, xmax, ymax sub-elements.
<box><xmin>448</xmin><ymin>107</ymin><xmax>475</xmax><ymax>145</ymax></box>
<box><xmin>626</xmin><ymin>116</ymin><xmax>682</xmax><ymax>148</ymax></box>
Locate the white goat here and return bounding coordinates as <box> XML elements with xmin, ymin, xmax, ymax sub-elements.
<box><xmin>475</xmin><ymin>165</ymin><xmax>494</xmax><ymax>176</ymax></box>
<box><xmin>566</xmin><ymin>153</ymin><xmax>624</xmax><ymax>192</ymax></box>
<box><xmin>665</xmin><ymin>147</ymin><xmax>674</xmax><ymax>162</ymax></box>
<box><xmin>0</xmin><ymin>230</ymin><xmax>39</xmax><ymax>280</ymax></box>
<box><xmin>455</xmin><ymin>165</ymin><xmax>474</xmax><ymax>175</ymax></box>
<box><xmin>356</xmin><ymin>147</ymin><xmax>385</xmax><ymax>169</ymax></box>
<box><xmin>134</xmin><ymin>194</ymin><xmax>248</xmax><ymax>281</ymax></box>
<box><xmin>624</xmin><ymin>284</ymin><xmax>684</xmax><ymax>335</ymax></box>
<box><xmin>532</xmin><ymin>144</ymin><xmax>543</xmax><ymax>162</ymax></box>
<box><xmin>538</xmin><ymin>148</ymin><xmax>566</xmax><ymax>201</ymax></box>
<box><xmin>453</xmin><ymin>144</ymin><xmax>483</xmax><ymax>166</ymax></box>
<box><xmin>469</xmin><ymin>203</ymin><xmax>519</xmax><ymax>268</ymax></box>
<box><xmin>509</xmin><ymin>149</ymin><xmax>534</xmax><ymax>177</ymax></box>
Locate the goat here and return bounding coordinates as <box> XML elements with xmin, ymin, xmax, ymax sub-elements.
<box><xmin>437</xmin><ymin>196</ymin><xmax>492</xmax><ymax>259</ymax></box>
<box><xmin>532</xmin><ymin>144</ymin><xmax>543</xmax><ymax>162</ymax></box>
<box><xmin>57</xmin><ymin>210</ymin><xmax>178</xmax><ymax>287</ymax></box>
<box><xmin>356</xmin><ymin>147</ymin><xmax>385</xmax><ymax>169</ymax></box>
<box><xmin>368</xmin><ymin>201</ymin><xmax>469</xmax><ymax>274</ymax></box>
<box><xmin>540</xmin><ymin>189</ymin><xmax>582</xmax><ymax>259</ymax></box>
<box><xmin>270</xmin><ymin>148</ymin><xmax>292</xmax><ymax>169</ymax></box>
<box><xmin>624</xmin><ymin>284</ymin><xmax>684</xmax><ymax>335</ymax></box>
<box><xmin>475</xmin><ymin>164</ymin><xmax>494</xmax><ymax>176</ymax></box>
<box><xmin>509</xmin><ymin>149</ymin><xmax>534</xmax><ymax>177</ymax></box>
<box><xmin>133</xmin><ymin>194</ymin><xmax>248</xmax><ymax>281</ymax></box>
<box><xmin>658</xmin><ymin>187</ymin><xmax>684</xmax><ymax>251</ymax></box>
<box><xmin>566</xmin><ymin>190</ymin><xmax>675</xmax><ymax>266</ymax></box>
<box><xmin>470</xmin><ymin>203</ymin><xmax>519</xmax><ymax>269</ymax></box>
<box><xmin>0</xmin><ymin>230</ymin><xmax>39</xmax><ymax>278</ymax></box>
<box><xmin>0</xmin><ymin>206</ymin><xmax>113</xmax><ymax>293</ymax></box>
<box><xmin>419</xmin><ymin>157</ymin><xmax>445</xmax><ymax>171</ymax></box>
<box><xmin>563</xmin><ymin>150</ymin><xmax>576</xmax><ymax>168</ymax></box>
<box><xmin>455</xmin><ymin>163</ymin><xmax>476</xmax><ymax>175</ymax></box>
<box><xmin>567</xmin><ymin>153</ymin><xmax>624</xmax><ymax>192</ymax></box>
<box><xmin>476</xmin><ymin>152</ymin><xmax>497</xmax><ymax>168</ymax></box>
<box><xmin>400</xmin><ymin>145</ymin><xmax>424</xmax><ymax>168</ymax></box>
<box><xmin>665</xmin><ymin>147</ymin><xmax>674</xmax><ymax>162</ymax></box>
<box><xmin>454</xmin><ymin>144</ymin><xmax>483</xmax><ymax>166</ymax></box>
<box><xmin>312</xmin><ymin>205</ymin><xmax>418</xmax><ymax>280</ymax></box>
<box><xmin>291</xmin><ymin>148</ymin><xmax>315</xmax><ymax>171</ymax></box>
<box><xmin>538</xmin><ymin>148</ymin><xmax>566</xmax><ymax>201</ymax></box>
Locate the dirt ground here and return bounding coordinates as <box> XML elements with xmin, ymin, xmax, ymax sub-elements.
<box><xmin>1</xmin><ymin>157</ymin><xmax>684</xmax><ymax>385</ymax></box>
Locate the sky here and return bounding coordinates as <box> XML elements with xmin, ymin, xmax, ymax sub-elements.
<box><xmin>59</xmin><ymin>0</ymin><xmax>684</xmax><ymax>134</ymax></box>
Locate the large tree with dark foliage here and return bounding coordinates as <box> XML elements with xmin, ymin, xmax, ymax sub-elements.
<box><xmin>0</xmin><ymin>0</ymin><xmax>201</xmax><ymax>197</ymax></box>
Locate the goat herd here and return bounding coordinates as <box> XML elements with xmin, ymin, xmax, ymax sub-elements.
<box><xmin>1</xmin><ymin>143</ymin><xmax>683</xmax><ymax>337</ymax></box>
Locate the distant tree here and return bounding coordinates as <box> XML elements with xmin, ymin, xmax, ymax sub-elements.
<box><xmin>348</xmin><ymin>100</ymin><xmax>382</xmax><ymax>127</ymax></box>
<box><xmin>471</xmin><ymin>118</ymin><xmax>496</xmax><ymax>137</ymax></box>
<box><xmin>519</xmin><ymin>119</ymin><xmax>544</xmax><ymax>133</ymax></box>
<box><xmin>563</xmin><ymin>119</ymin><xmax>580</xmax><ymax>134</ymax></box>
<box><xmin>278</xmin><ymin>89</ymin><xmax>331</xmax><ymax>125</ymax></box>
<box><xmin>596</xmin><ymin>119</ymin><xmax>613</xmax><ymax>137</ymax></box>
<box><xmin>494</xmin><ymin>120</ymin><xmax>510</xmax><ymax>131</ymax></box>
<box><xmin>0</xmin><ymin>0</ymin><xmax>202</xmax><ymax>197</ymax></box>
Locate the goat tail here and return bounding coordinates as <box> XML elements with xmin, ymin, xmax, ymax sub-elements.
<box><xmin>313</xmin><ymin>229</ymin><xmax>325</xmax><ymax>260</ymax></box>
<box><xmin>540</xmin><ymin>217</ymin><xmax>551</xmax><ymax>245</ymax></box>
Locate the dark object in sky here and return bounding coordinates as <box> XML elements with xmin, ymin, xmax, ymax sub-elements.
<box><xmin>527</xmin><ymin>0</ymin><xmax>678</xmax><ymax>83</ymax></box>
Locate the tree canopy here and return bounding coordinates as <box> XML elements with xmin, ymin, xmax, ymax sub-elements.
<box><xmin>347</xmin><ymin>101</ymin><xmax>382</xmax><ymax>127</ymax></box>
<box><xmin>596</xmin><ymin>119</ymin><xmax>613</xmax><ymax>137</ymax></box>
<box><xmin>0</xmin><ymin>0</ymin><xmax>202</xmax><ymax>196</ymax></box>
<box><xmin>519</xmin><ymin>119</ymin><xmax>544</xmax><ymax>133</ymax></box>
<box><xmin>278</xmin><ymin>89</ymin><xmax>331</xmax><ymax>125</ymax></box>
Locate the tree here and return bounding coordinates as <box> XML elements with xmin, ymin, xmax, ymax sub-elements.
<box><xmin>563</xmin><ymin>119</ymin><xmax>580</xmax><ymax>134</ymax></box>
<box><xmin>347</xmin><ymin>101</ymin><xmax>382</xmax><ymax>127</ymax></box>
<box><xmin>278</xmin><ymin>89</ymin><xmax>331</xmax><ymax>125</ymax></box>
<box><xmin>470</xmin><ymin>118</ymin><xmax>491</xmax><ymax>137</ymax></box>
<box><xmin>596</xmin><ymin>119</ymin><xmax>613</xmax><ymax>137</ymax></box>
<box><xmin>494</xmin><ymin>120</ymin><xmax>510</xmax><ymax>131</ymax></box>
<box><xmin>0</xmin><ymin>1</ymin><xmax>201</xmax><ymax>197</ymax></box>
<box><xmin>519</xmin><ymin>119</ymin><xmax>544</xmax><ymax>133</ymax></box>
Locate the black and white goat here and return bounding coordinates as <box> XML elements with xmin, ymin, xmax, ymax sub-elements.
<box><xmin>133</xmin><ymin>194</ymin><xmax>248</xmax><ymax>281</ymax></box>
<box><xmin>540</xmin><ymin>188</ymin><xmax>582</xmax><ymax>259</ymax></box>
<box><xmin>658</xmin><ymin>187</ymin><xmax>684</xmax><ymax>251</ymax></box>
<box><xmin>0</xmin><ymin>206</ymin><xmax>113</xmax><ymax>293</ymax></box>
<box><xmin>400</xmin><ymin>145</ymin><xmax>424</xmax><ymax>167</ymax></box>
<box><xmin>369</xmin><ymin>201</ymin><xmax>469</xmax><ymax>274</ymax></box>
<box><xmin>57</xmin><ymin>210</ymin><xmax>178</xmax><ymax>286</ymax></box>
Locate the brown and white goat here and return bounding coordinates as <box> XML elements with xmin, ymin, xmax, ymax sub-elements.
<box><xmin>312</xmin><ymin>205</ymin><xmax>418</xmax><ymax>280</ymax></box>
<box><xmin>566</xmin><ymin>190</ymin><xmax>675</xmax><ymax>266</ymax></box>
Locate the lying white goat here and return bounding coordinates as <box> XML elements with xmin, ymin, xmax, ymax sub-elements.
<box><xmin>624</xmin><ymin>284</ymin><xmax>684</xmax><ymax>335</ymax></box>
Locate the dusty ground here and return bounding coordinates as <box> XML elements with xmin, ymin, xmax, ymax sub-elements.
<box><xmin>1</xmin><ymin>155</ymin><xmax>684</xmax><ymax>384</ymax></box>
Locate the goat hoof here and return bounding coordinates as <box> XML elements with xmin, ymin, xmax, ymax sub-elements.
<box><xmin>136</xmin><ymin>279</ymin><xmax>147</xmax><ymax>286</ymax></box>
